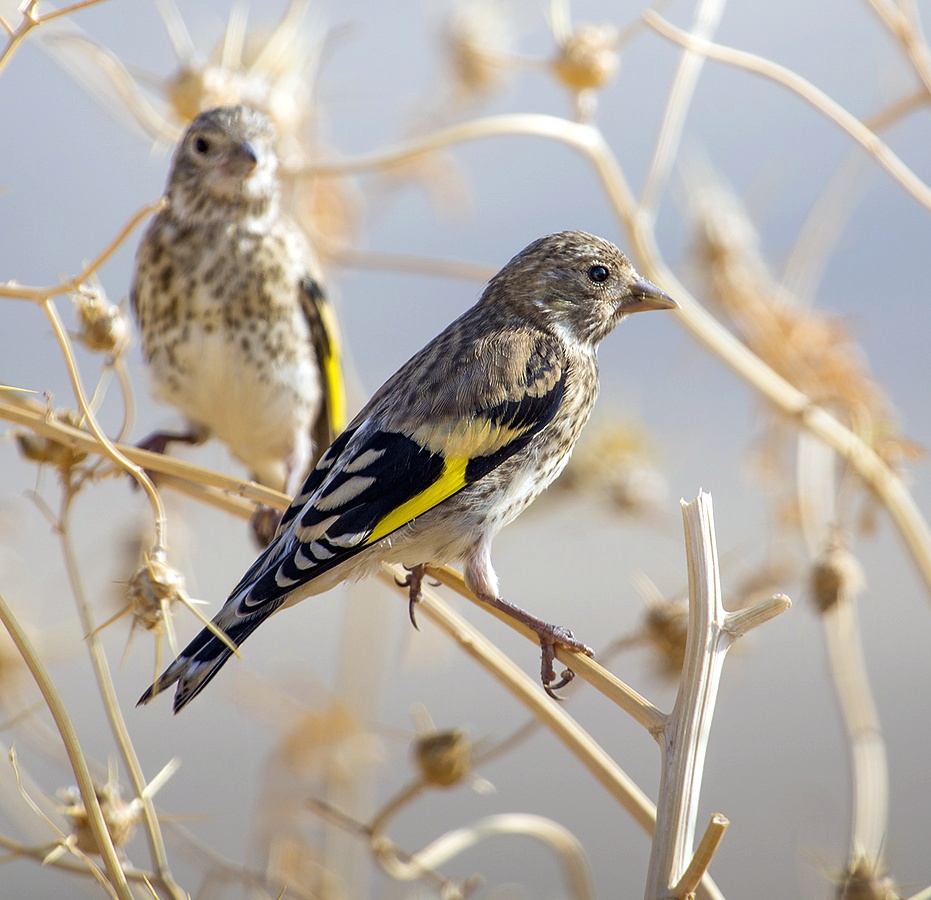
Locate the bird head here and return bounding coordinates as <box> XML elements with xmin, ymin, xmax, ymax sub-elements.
<box><xmin>167</xmin><ymin>105</ymin><xmax>279</xmax><ymax>216</ymax></box>
<box><xmin>489</xmin><ymin>231</ymin><xmax>678</xmax><ymax>345</ymax></box>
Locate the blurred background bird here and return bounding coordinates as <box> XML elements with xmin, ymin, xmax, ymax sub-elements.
<box><xmin>138</xmin><ymin>230</ymin><xmax>677</xmax><ymax>712</ymax></box>
<box><xmin>131</xmin><ymin>104</ymin><xmax>345</xmax><ymax>545</ymax></box>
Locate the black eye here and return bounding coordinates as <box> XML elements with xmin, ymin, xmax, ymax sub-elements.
<box><xmin>587</xmin><ymin>264</ymin><xmax>609</xmax><ymax>283</ymax></box>
<box><xmin>193</xmin><ymin>136</ymin><xmax>210</xmax><ymax>154</ymax></box>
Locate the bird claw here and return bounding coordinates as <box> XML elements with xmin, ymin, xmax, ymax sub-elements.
<box><xmin>538</xmin><ymin>626</ymin><xmax>593</xmax><ymax>700</ymax></box>
<box><xmin>397</xmin><ymin>564</ymin><xmax>427</xmax><ymax>631</ymax></box>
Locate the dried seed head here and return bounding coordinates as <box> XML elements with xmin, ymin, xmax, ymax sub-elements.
<box><xmin>552</xmin><ymin>23</ymin><xmax>619</xmax><ymax>93</ymax></box>
<box><xmin>59</xmin><ymin>781</ymin><xmax>140</xmax><ymax>854</ymax></box>
<box><xmin>690</xmin><ymin>175</ymin><xmax>899</xmax><ymax>449</ymax></box>
<box><xmin>14</xmin><ymin>410</ymin><xmax>87</xmax><ymax>473</ymax></box>
<box><xmin>59</xmin><ymin>759</ymin><xmax>178</xmax><ymax>856</ymax></box>
<box><xmin>835</xmin><ymin>857</ymin><xmax>899</xmax><ymax>900</ymax></box>
<box><xmin>444</xmin><ymin>0</ymin><xmax>513</xmax><ymax>99</ymax></box>
<box><xmin>125</xmin><ymin>552</ymin><xmax>188</xmax><ymax>632</ymax></box>
<box><xmin>71</xmin><ymin>281</ymin><xmax>129</xmax><ymax>355</ymax></box>
<box><xmin>414</xmin><ymin>729</ymin><xmax>472</xmax><ymax>787</ymax></box>
<box><xmin>810</xmin><ymin>536</ymin><xmax>865</xmax><ymax>614</ymax></box>
<box><xmin>642</xmin><ymin>599</ymin><xmax>689</xmax><ymax>680</ymax></box>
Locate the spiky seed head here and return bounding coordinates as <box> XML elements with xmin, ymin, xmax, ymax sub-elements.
<box><xmin>482</xmin><ymin>230</ymin><xmax>677</xmax><ymax>344</ymax></box>
<box><xmin>14</xmin><ymin>410</ymin><xmax>87</xmax><ymax>474</ymax></box>
<box><xmin>552</xmin><ymin>23</ymin><xmax>620</xmax><ymax>93</ymax></box>
<box><xmin>72</xmin><ymin>281</ymin><xmax>129</xmax><ymax>356</ymax></box>
<box><xmin>414</xmin><ymin>729</ymin><xmax>473</xmax><ymax>787</ymax></box>
<box><xmin>126</xmin><ymin>553</ymin><xmax>188</xmax><ymax>632</ymax></box>
<box><xmin>445</xmin><ymin>0</ymin><xmax>513</xmax><ymax>98</ymax></box>
<box><xmin>59</xmin><ymin>781</ymin><xmax>140</xmax><ymax>853</ymax></box>
<box><xmin>167</xmin><ymin>105</ymin><xmax>279</xmax><ymax>211</ymax></box>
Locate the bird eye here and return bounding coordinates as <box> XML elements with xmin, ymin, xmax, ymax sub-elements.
<box><xmin>193</xmin><ymin>136</ymin><xmax>210</xmax><ymax>154</ymax></box>
<box><xmin>587</xmin><ymin>264</ymin><xmax>609</xmax><ymax>283</ymax></box>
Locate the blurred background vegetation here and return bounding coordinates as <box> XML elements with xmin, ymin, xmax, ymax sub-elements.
<box><xmin>1</xmin><ymin>0</ymin><xmax>930</xmax><ymax>897</ymax></box>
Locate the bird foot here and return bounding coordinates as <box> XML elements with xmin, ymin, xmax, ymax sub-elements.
<box><xmin>478</xmin><ymin>592</ymin><xmax>592</xmax><ymax>698</ymax></box>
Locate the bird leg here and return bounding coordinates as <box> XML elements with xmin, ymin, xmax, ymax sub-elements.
<box><xmin>396</xmin><ymin>564</ymin><xmax>427</xmax><ymax>630</ymax></box>
<box><xmin>132</xmin><ymin>426</ymin><xmax>208</xmax><ymax>488</ymax></box>
<box><xmin>136</xmin><ymin>426</ymin><xmax>208</xmax><ymax>457</ymax></box>
<box><xmin>476</xmin><ymin>592</ymin><xmax>593</xmax><ymax>698</ymax></box>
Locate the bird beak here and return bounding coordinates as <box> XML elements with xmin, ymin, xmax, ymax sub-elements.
<box><xmin>626</xmin><ymin>277</ymin><xmax>679</xmax><ymax>313</ymax></box>
<box><xmin>232</xmin><ymin>141</ymin><xmax>259</xmax><ymax>176</ymax></box>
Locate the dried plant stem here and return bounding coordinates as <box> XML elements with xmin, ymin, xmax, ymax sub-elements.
<box><xmin>426</xmin><ymin>564</ymin><xmax>666</xmax><ymax>733</ymax></box>
<box><xmin>671</xmin><ymin>814</ymin><xmax>729</xmax><ymax>899</ymax></box>
<box><xmin>0</xmin><ymin>835</ymin><xmax>160</xmax><ymax>887</ymax></box>
<box><xmin>39</xmin><ymin>298</ymin><xmax>168</xmax><ymax>553</ymax></box>
<box><xmin>0</xmin><ymin>199</ymin><xmax>163</xmax><ymax>303</ymax></box>
<box><xmin>0</xmin><ymin>0</ymin><xmax>110</xmax><ymax>78</ymax></box>
<box><xmin>1</xmin><ymin>199</ymin><xmax>168</xmax><ymax>549</ymax></box>
<box><xmin>377</xmin><ymin>813</ymin><xmax>595</xmax><ymax>899</ymax></box>
<box><xmin>0</xmin><ymin>591</ymin><xmax>132</xmax><ymax>899</ymax></box>
<box><xmin>823</xmin><ymin>595</ymin><xmax>888</xmax><ymax>868</ymax></box>
<box><xmin>797</xmin><ymin>434</ymin><xmax>890</xmax><ymax>874</ymax></box>
<box><xmin>57</xmin><ymin>494</ymin><xmax>184</xmax><ymax>900</ymax></box>
<box><xmin>639</xmin><ymin>0</ymin><xmax>727</xmax><ymax>220</ymax></box>
<box><xmin>644</xmin><ymin>12</ymin><xmax>931</xmax><ymax>212</ymax></box>
<box><xmin>645</xmin><ymin>493</ymin><xmax>790</xmax><ymax>899</ymax></box>
<box><xmin>377</xmin><ymin>566</ymin><xmax>659</xmax><ymax>831</ymax></box>
<box><xmin>863</xmin><ymin>0</ymin><xmax>931</xmax><ymax>98</ymax></box>
<box><xmin>0</xmin><ymin>393</ymin><xmax>285</xmax><ymax>507</ymax></box>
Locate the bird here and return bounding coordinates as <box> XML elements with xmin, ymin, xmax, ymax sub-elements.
<box><xmin>139</xmin><ymin>230</ymin><xmax>678</xmax><ymax>712</ymax></box>
<box><xmin>130</xmin><ymin>105</ymin><xmax>345</xmax><ymax>545</ymax></box>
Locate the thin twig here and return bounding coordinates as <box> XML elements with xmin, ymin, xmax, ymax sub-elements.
<box><xmin>0</xmin><ymin>591</ymin><xmax>133</xmax><ymax>899</ymax></box>
<box><xmin>39</xmin><ymin>297</ymin><xmax>168</xmax><ymax>553</ymax></box>
<box><xmin>645</xmin><ymin>11</ymin><xmax>931</xmax><ymax>212</ymax></box>
<box><xmin>639</xmin><ymin>0</ymin><xmax>727</xmax><ymax>221</ymax></box>
<box><xmin>57</xmin><ymin>492</ymin><xmax>185</xmax><ymax>900</ymax></box>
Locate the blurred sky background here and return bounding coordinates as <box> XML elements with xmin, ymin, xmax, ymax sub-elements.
<box><xmin>1</xmin><ymin>0</ymin><xmax>930</xmax><ymax>897</ymax></box>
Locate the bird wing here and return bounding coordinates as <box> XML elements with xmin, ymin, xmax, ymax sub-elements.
<box><xmin>233</xmin><ymin>328</ymin><xmax>568</xmax><ymax>614</ymax></box>
<box><xmin>139</xmin><ymin>327</ymin><xmax>567</xmax><ymax>711</ymax></box>
<box><xmin>300</xmin><ymin>275</ymin><xmax>347</xmax><ymax>457</ymax></box>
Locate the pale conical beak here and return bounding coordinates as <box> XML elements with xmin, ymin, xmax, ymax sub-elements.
<box><xmin>626</xmin><ymin>277</ymin><xmax>679</xmax><ymax>313</ymax></box>
<box><xmin>229</xmin><ymin>141</ymin><xmax>259</xmax><ymax>177</ymax></box>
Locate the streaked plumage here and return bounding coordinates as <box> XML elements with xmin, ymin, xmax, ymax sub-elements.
<box><xmin>140</xmin><ymin>230</ymin><xmax>677</xmax><ymax>712</ymax></box>
<box><xmin>131</xmin><ymin>105</ymin><xmax>344</xmax><ymax>541</ymax></box>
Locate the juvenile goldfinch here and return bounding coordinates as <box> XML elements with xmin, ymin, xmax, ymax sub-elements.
<box><xmin>139</xmin><ymin>231</ymin><xmax>677</xmax><ymax>712</ymax></box>
<box><xmin>131</xmin><ymin>105</ymin><xmax>345</xmax><ymax>544</ymax></box>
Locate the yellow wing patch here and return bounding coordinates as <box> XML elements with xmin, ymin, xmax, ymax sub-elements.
<box><xmin>317</xmin><ymin>299</ymin><xmax>347</xmax><ymax>434</ymax></box>
<box><xmin>366</xmin><ymin>456</ymin><xmax>468</xmax><ymax>544</ymax></box>
<box><xmin>413</xmin><ymin>415</ymin><xmax>528</xmax><ymax>460</ymax></box>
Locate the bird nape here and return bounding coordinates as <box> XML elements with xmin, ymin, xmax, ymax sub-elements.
<box><xmin>138</xmin><ymin>229</ymin><xmax>678</xmax><ymax>713</ymax></box>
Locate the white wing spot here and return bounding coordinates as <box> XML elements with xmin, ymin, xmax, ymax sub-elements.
<box><xmin>309</xmin><ymin>541</ymin><xmax>334</xmax><ymax>560</ymax></box>
<box><xmin>344</xmin><ymin>447</ymin><xmax>386</xmax><ymax>473</ymax></box>
<box><xmin>329</xmin><ymin>531</ymin><xmax>365</xmax><ymax>548</ymax></box>
<box><xmin>295</xmin><ymin>514</ymin><xmax>338</xmax><ymax>543</ymax></box>
<box><xmin>294</xmin><ymin>545</ymin><xmax>318</xmax><ymax>571</ymax></box>
<box><xmin>275</xmin><ymin>568</ymin><xmax>299</xmax><ymax>588</ymax></box>
<box><xmin>315</xmin><ymin>476</ymin><xmax>376</xmax><ymax>511</ymax></box>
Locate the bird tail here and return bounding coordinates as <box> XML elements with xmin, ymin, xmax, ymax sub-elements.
<box><xmin>137</xmin><ymin>611</ymin><xmax>270</xmax><ymax>713</ymax></box>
